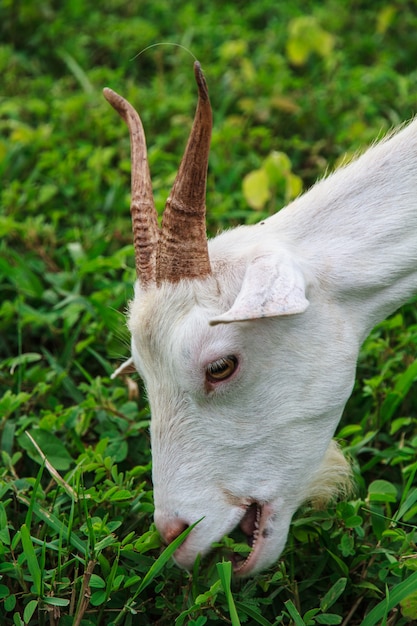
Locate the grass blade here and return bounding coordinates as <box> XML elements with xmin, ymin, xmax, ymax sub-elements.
<box><xmin>24</xmin><ymin>460</ymin><xmax>45</xmax><ymax>530</ymax></box>
<box><xmin>135</xmin><ymin>519</ymin><xmax>203</xmax><ymax>596</ymax></box>
<box><xmin>284</xmin><ymin>600</ymin><xmax>306</xmax><ymax>626</ymax></box>
<box><xmin>25</xmin><ymin>432</ymin><xmax>78</xmax><ymax>501</ymax></box>
<box><xmin>113</xmin><ymin>519</ymin><xmax>203</xmax><ymax>625</ymax></box>
<box><xmin>20</xmin><ymin>524</ymin><xmax>42</xmax><ymax>596</ymax></box>
<box><xmin>235</xmin><ymin>600</ymin><xmax>273</xmax><ymax>626</ymax></box>
<box><xmin>320</xmin><ymin>577</ymin><xmax>347</xmax><ymax>611</ymax></box>
<box><xmin>18</xmin><ymin>496</ymin><xmax>87</xmax><ymax>555</ymax></box>
<box><xmin>216</xmin><ymin>560</ymin><xmax>241</xmax><ymax>626</ymax></box>
<box><xmin>361</xmin><ymin>572</ymin><xmax>417</xmax><ymax>626</ymax></box>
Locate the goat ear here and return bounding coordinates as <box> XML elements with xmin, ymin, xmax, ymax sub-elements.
<box><xmin>210</xmin><ymin>254</ymin><xmax>309</xmax><ymax>325</ymax></box>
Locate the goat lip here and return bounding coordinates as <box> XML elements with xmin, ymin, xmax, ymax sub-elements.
<box><xmin>232</xmin><ymin>501</ymin><xmax>271</xmax><ymax>576</ymax></box>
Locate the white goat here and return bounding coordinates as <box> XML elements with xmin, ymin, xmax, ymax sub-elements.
<box><xmin>104</xmin><ymin>62</ymin><xmax>417</xmax><ymax>576</ymax></box>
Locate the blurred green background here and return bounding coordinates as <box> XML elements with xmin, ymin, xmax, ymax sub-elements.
<box><xmin>1</xmin><ymin>1</ymin><xmax>417</xmax><ymax>625</ymax></box>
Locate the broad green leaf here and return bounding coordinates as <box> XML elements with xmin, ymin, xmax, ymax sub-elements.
<box><xmin>43</xmin><ymin>597</ymin><xmax>70</xmax><ymax>607</ymax></box>
<box><xmin>219</xmin><ymin>39</ymin><xmax>248</xmax><ymax>61</ymax></box>
<box><xmin>94</xmin><ymin>534</ymin><xmax>118</xmax><ymax>552</ymax></box>
<box><xmin>0</xmin><ymin>390</ymin><xmax>30</xmax><ymax>419</ymax></box>
<box><xmin>286</xmin><ymin>34</ymin><xmax>310</xmax><ymax>66</ymax></box>
<box><xmin>320</xmin><ymin>578</ymin><xmax>347</xmax><ymax>611</ymax></box>
<box><xmin>263</xmin><ymin>151</ymin><xmax>291</xmax><ymax>183</ymax></box>
<box><xmin>195</xmin><ymin>580</ymin><xmax>222</xmax><ymax>605</ymax></box>
<box><xmin>19</xmin><ymin>429</ymin><xmax>73</xmax><ymax>471</ymax></box>
<box><xmin>243</xmin><ymin>168</ymin><xmax>270</xmax><ymax>210</ymax></box>
<box><xmin>368</xmin><ymin>480</ymin><xmax>398</xmax><ymax>503</ymax></box>
<box><xmin>23</xmin><ymin>600</ymin><xmax>38</xmax><ymax>624</ymax></box>
<box><xmin>37</xmin><ymin>183</ymin><xmax>58</xmax><ymax>206</ymax></box>
<box><xmin>367</xmin><ymin>503</ymin><xmax>389</xmax><ymax>540</ymax></box>
<box><xmin>402</xmin><ymin>557</ymin><xmax>417</xmax><ymax>572</ymax></box>
<box><xmin>90</xmin><ymin>589</ymin><xmax>107</xmax><ymax>606</ymax></box>
<box><xmin>13</xmin><ymin>612</ymin><xmax>24</xmax><ymax>626</ymax></box>
<box><xmin>124</xmin><ymin>575</ymin><xmax>141</xmax><ymax>588</ymax></box>
<box><xmin>133</xmin><ymin>530</ymin><xmax>162</xmax><ymax>554</ymax></box>
<box><xmin>344</xmin><ymin>515</ymin><xmax>363</xmax><ymax>528</ymax></box>
<box><xmin>286</xmin><ymin>16</ymin><xmax>335</xmax><ymax>66</ymax></box>
<box><xmin>0</xmin><ymin>563</ymin><xmax>17</xmax><ymax>574</ymax></box>
<box><xmin>4</xmin><ymin>594</ymin><xmax>16</xmax><ymax>611</ymax></box>
<box><xmin>89</xmin><ymin>574</ymin><xmax>106</xmax><ymax>588</ymax></box>
<box><xmin>109</xmin><ymin>489</ymin><xmax>131</xmax><ymax>501</ymax></box>
<box><xmin>315</xmin><ymin>614</ymin><xmax>342</xmax><ymax>625</ymax></box>
<box><xmin>286</xmin><ymin>172</ymin><xmax>303</xmax><ymax>201</ymax></box>
<box><xmin>376</xmin><ymin>6</ymin><xmax>397</xmax><ymax>34</ymax></box>
<box><xmin>390</xmin><ymin>417</ymin><xmax>413</xmax><ymax>435</ymax></box>
<box><xmin>176</xmin><ymin>602</ymin><xmax>210</xmax><ymax>626</ymax></box>
<box><xmin>400</xmin><ymin>590</ymin><xmax>417</xmax><ymax>619</ymax></box>
<box><xmin>339</xmin><ymin>534</ymin><xmax>355</xmax><ymax>557</ymax></box>
<box><xmin>284</xmin><ymin>600</ymin><xmax>306</xmax><ymax>626</ymax></box>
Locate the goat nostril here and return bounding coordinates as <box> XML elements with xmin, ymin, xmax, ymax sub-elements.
<box><xmin>161</xmin><ymin>519</ymin><xmax>189</xmax><ymax>546</ymax></box>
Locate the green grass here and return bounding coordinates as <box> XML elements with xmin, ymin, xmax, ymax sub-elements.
<box><xmin>1</xmin><ymin>1</ymin><xmax>417</xmax><ymax>624</ymax></box>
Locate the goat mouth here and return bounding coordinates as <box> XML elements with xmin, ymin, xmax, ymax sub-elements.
<box><xmin>231</xmin><ymin>502</ymin><xmax>269</xmax><ymax>576</ymax></box>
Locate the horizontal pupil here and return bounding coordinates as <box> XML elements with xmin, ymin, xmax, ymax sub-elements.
<box><xmin>207</xmin><ymin>355</ymin><xmax>237</xmax><ymax>379</ymax></box>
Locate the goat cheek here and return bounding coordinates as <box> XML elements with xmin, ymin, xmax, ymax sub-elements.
<box><xmin>204</xmin><ymin>379</ymin><xmax>215</xmax><ymax>394</ymax></box>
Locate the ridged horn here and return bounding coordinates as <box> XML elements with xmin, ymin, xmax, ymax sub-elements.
<box><xmin>156</xmin><ymin>61</ymin><xmax>212</xmax><ymax>283</ymax></box>
<box><xmin>103</xmin><ymin>86</ymin><xmax>159</xmax><ymax>287</ymax></box>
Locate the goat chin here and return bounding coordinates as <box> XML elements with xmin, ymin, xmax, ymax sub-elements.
<box><xmin>229</xmin><ymin>441</ymin><xmax>354</xmax><ymax>577</ymax></box>
<box><xmin>304</xmin><ymin>439</ymin><xmax>354</xmax><ymax>510</ymax></box>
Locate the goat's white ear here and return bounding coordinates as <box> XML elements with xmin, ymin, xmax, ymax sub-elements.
<box><xmin>210</xmin><ymin>254</ymin><xmax>309</xmax><ymax>325</ymax></box>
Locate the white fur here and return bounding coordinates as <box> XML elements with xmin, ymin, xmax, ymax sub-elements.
<box><xmin>127</xmin><ymin>118</ymin><xmax>417</xmax><ymax>574</ymax></box>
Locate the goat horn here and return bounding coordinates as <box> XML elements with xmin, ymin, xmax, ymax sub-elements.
<box><xmin>156</xmin><ymin>61</ymin><xmax>212</xmax><ymax>283</ymax></box>
<box><xmin>103</xmin><ymin>87</ymin><xmax>159</xmax><ymax>287</ymax></box>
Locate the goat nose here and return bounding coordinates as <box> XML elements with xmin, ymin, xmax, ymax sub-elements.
<box><xmin>157</xmin><ymin>518</ymin><xmax>189</xmax><ymax>546</ymax></box>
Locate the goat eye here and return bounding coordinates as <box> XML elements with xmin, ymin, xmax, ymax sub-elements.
<box><xmin>206</xmin><ymin>355</ymin><xmax>238</xmax><ymax>382</ymax></box>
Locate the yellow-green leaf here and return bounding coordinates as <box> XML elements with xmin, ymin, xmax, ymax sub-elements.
<box><xmin>376</xmin><ymin>6</ymin><xmax>397</xmax><ymax>35</ymax></box>
<box><xmin>401</xmin><ymin>590</ymin><xmax>417</xmax><ymax>619</ymax></box>
<box><xmin>243</xmin><ymin>168</ymin><xmax>270</xmax><ymax>210</ymax></box>
<box><xmin>263</xmin><ymin>151</ymin><xmax>291</xmax><ymax>183</ymax></box>
<box><xmin>286</xmin><ymin>16</ymin><xmax>335</xmax><ymax>66</ymax></box>
<box><xmin>286</xmin><ymin>172</ymin><xmax>303</xmax><ymax>201</ymax></box>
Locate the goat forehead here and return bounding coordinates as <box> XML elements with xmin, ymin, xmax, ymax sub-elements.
<box><xmin>128</xmin><ymin>277</ymin><xmax>223</xmax><ymax>361</ymax></box>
